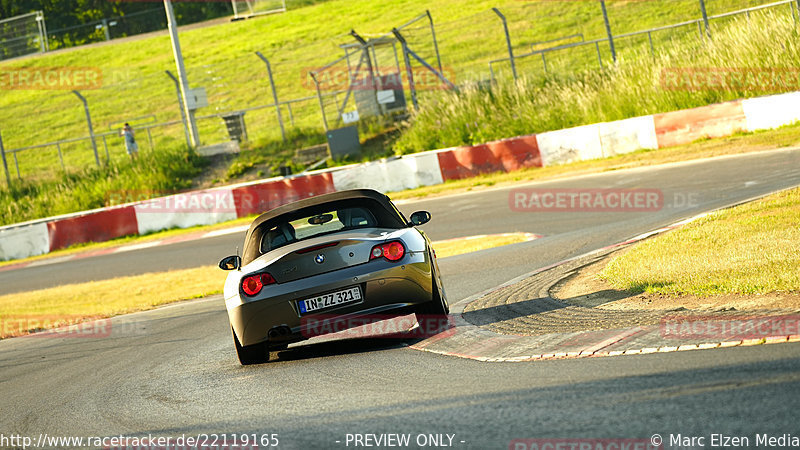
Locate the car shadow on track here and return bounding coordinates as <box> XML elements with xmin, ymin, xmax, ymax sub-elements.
<box><xmin>269</xmin><ymin>317</ymin><xmax>456</xmax><ymax>364</ymax></box>
<box><xmin>462</xmin><ymin>290</ymin><xmax>641</xmax><ymax>328</ymax></box>
<box><xmin>273</xmin><ymin>337</ymin><xmax>418</xmax><ymax>362</ymax></box>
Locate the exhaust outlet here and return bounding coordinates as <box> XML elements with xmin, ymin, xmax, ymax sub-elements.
<box><xmin>268</xmin><ymin>325</ymin><xmax>292</xmax><ymax>340</ymax></box>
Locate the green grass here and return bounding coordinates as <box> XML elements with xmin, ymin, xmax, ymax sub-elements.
<box><xmin>601</xmin><ymin>188</ymin><xmax>800</xmax><ymax>296</ymax></box>
<box><xmin>0</xmin><ymin>144</ymin><xmax>205</xmax><ymax>226</ymax></box>
<box><xmin>394</xmin><ymin>10</ymin><xmax>800</xmax><ymax>152</ymax></box>
<box><xmin>0</xmin><ymin>0</ymin><xmax>794</xmax><ymax>225</ymax></box>
<box><xmin>0</xmin><ymin>0</ymin><xmax>780</xmax><ymax>184</ymax></box>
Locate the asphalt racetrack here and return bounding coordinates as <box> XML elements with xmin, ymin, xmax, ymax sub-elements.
<box><xmin>1</xmin><ymin>148</ymin><xmax>799</xmax><ymax>449</ymax></box>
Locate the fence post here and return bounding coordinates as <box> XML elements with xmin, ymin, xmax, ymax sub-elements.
<box><xmin>164</xmin><ymin>0</ymin><xmax>199</xmax><ymax>148</ymax></box>
<box><xmin>795</xmin><ymin>0</ymin><xmax>800</xmax><ymax>24</ymax></box>
<box><xmin>147</xmin><ymin>128</ymin><xmax>154</xmax><ymax>152</ymax></box>
<box><xmin>13</xmin><ymin>152</ymin><xmax>20</xmax><ymax>180</ymax></box>
<box><xmin>600</xmin><ymin>0</ymin><xmax>617</xmax><ymax>63</ymax></box>
<box><xmin>165</xmin><ymin>70</ymin><xmax>192</xmax><ymax>149</ymax></box>
<box><xmin>699</xmin><ymin>0</ymin><xmax>711</xmax><ymax>39</ymax></box>
<box><xmin>392</xmin><ymin>28</ymin><xmax>419</xmax><ymax>110</ymax></box>
<box><xmin>0</xmin><ymin>130</ymin><xmax>11</xmax><ymax>187</ymax></box>
<box><xmin>425</xmin><ymin>10</ymin><xmax>444</xmax><ymax>77</ymax></box>
<box><xmin>102</xmin><ymin>135</ymin><xmax>110</xmax><ymax>163</ymax></box>
<box><xmin>56</xmin><ymin>143</ymin><xmax>65</xmax><ymax>171</ymax></box>
<box><xmin>255</xmin><ymin>52</ymin><xmax>287</xmax><ymax>143</ymax></box>
<box><xmin>595</xmin><ymin>41</ymin><xmax>603</xmax><ymax>69</ymax></box>
<box><xmin>492</xmin><ymin>8</ymin><xmax>517</xmax><ymax>80</ymax></box>
<box><xmin>36</xmin><ymin>12</ymin><xmax>48</xmax><ymax>53</ymax></box>
<box><xmin>309</xmin><ymin>73</ymin><xmax>329</xmax><ymax>131</ymax></box>
<box><xmin>101</xmin><ymin>18</ymin><xmax>111</xmax><ymax>41</ymax></box>
<box><xmin>71</xmin><ymin>90</ymin><xmax>100</xmax><ymax>167</ymax></box>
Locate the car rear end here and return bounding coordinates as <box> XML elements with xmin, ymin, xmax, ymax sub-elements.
<box><xmin>224</xmin><ymin>228</ymin><xmax>434</xmax><ymax>348</ymax></box>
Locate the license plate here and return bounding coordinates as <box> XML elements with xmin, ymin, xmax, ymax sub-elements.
<box><xmin>297</xmin><ymin>286</ymin><xmax>362</xmax><ymax>314</ymax></box>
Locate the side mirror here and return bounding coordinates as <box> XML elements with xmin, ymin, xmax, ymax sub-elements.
<box><xmin>409</xmin><ymin>210</ymin><xmax>431</xmax><ymax>226</ymax></box>
<box><xmin>219</xmin><ymin>255</ymin><xmax>241</xmax><ymax>271</ymax></box>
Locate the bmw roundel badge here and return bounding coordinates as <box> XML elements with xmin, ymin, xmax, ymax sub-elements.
<box><xmin>315</xmin><ymin>254</ymin><xmax>325</xmax><ymax>264</ymax></box>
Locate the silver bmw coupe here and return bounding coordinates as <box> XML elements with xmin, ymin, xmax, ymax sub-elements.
<box><xmin>219</xmin><ymin>189</ymin><xmax>448</xmax><ymax>365</ymax></box>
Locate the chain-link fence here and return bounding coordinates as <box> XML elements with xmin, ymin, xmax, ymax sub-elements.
<box><xmin>2</xmin><ymin>0</ymin><xmax>797</xmax><ymax>187</ymax></box>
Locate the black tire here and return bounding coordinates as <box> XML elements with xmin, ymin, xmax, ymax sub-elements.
<box><xmin>416</xmin><ymin>267</ymin><xmax>449</xmax><ymax>319</ymax></box>
<box><xmin>232</xmin><ymin>326</ymin><xmax>268</xmax><ymax>365</ymax></box>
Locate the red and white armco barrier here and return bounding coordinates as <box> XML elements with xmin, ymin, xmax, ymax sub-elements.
<box><xmin>331</xmin><ymin>152</ymin><xmax>443</xmax><ymax>192</ymax></box>
<box><xmin>742</xmin><ymin>91</ymin><xmax>800</xmax><ymax>132</ymax></box>
<box><xmin>134</xmin><ymin>188</ymin><xmax>238</xmax><ymax>236</ymax></box>
<box><xmin>0</xmin><ymin>223</ymin><xmax>50</xmax><ymax>261</ymax></box>
<box><xmin>1</xmin><ymin>90</ymin><xmax>798</xmax><ymax>261</ymax></box>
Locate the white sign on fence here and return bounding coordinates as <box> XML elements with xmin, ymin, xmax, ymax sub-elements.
<box><xmin>186</xmin><ymin>87</ymin><xmax>208</xmax><ymax>110</ymax></box>
<box><xmin>377</xmin><ymin>90</ymin><xmax>396</xmax><ymax>105</ymax></box>
<box><xmin>342</xmin><ymin>110</ymin><xmax>360</xmax><ymax>124</ymax></box>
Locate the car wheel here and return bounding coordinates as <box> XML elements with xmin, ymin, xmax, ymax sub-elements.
<box><xmin>416</xmin><ymin>267</ymin><xmax>449</xmax><ymax>319</ymax></box>
<box><xmin>232</xmin><ymin>326</ymin><xmax>268</xmax><ymax>365</ymax></box>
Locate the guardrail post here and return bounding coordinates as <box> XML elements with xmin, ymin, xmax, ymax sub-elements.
<box><xmin>492</xmin><ymin>8</ymin><xmax>517</xmax><ymax>80</ymax></box>
<box><xmin>256</xmin><ymin>52</ymin><xmax>287</xmax><ymax>143</ymax></box>
<box><xmin>71</xmin><ymin>90</ymin><xmax>100</xmax><ymax>167</ymax></box>
<box><xmin>600</xmin><ymin>0</ymin><xmax>617</xmax><ymax>63</ymax></box>
<box><xmin>0</xmin><ymin>130</ymin><xmax>11</xmax><ymax>186</ymax></box>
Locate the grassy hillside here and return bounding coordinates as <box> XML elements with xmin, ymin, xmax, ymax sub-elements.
<box><xmin>396</xmin><ymin>10</ymin><xmax>800</xmax><ymax>151</ymax></box>
<box><xmin>0</xmin><ymin>0</ymin><xmax>775</xmax><ymax>183</ymax></box>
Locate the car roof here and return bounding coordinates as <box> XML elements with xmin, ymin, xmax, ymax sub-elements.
<box><xmin>246</xmin><ymin>189</ymin><xmax>396</xmax><ymax>233</ymax></box>
<box><xmin>241</xmin><ymin>189</ymin><xmax>407</xmax><ymax>264</ymax></box>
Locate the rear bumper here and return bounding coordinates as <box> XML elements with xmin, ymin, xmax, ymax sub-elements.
<box><xmin>227</xmin><ymin>254</ymin><xmax>433</xmax><ymax>347</ymax></box>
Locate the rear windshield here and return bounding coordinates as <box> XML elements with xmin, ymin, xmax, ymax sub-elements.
<box><xmin>259</xmin><ymin>206</ymin><xmax>378</xmax><ymax>253</ymax></box>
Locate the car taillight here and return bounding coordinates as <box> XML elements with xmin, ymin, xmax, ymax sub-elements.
<box><xmin>370</xmin><ymin>241</ymin><xmax>405</xmax><ymax>262</ymax></box>
<box><xmin>241</xmin><ymin>272</ymin><xmax>276</xmax><ymax>296</ymax></box>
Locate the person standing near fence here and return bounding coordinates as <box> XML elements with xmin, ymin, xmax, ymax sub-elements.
<box><xmin>120</xmin><ymin>123</ymin><xmax>139</xmax><ymax>161</ymax></box>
